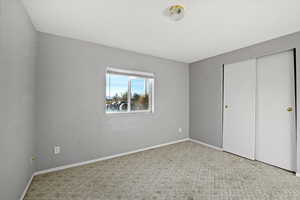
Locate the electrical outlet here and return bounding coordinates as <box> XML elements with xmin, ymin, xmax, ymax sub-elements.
<box><xmin>178</xmin><ymin>128</ymin><xmax>182</xmax><ymax>133</ymax></box>
<box><xmin>54</xmin><ymin>146</ymin><xmax>60</xmax><ymax>154</ymax></box>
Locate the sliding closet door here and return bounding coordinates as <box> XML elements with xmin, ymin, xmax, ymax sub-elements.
<box><xmin>256</xmin><ymin>51</ymin><xmax>296</xmax><ymax>171</ymax></box>
<box><xmin>223</xmin><ymin>59</ymin><xmax>256</xmax><ymax>159</ymax></box>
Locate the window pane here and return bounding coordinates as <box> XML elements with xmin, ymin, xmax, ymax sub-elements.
<box><xmin>130</xmin><ymin>78</ymin><xmax>150</xmax><ymax>111</ymax></box>
<box><xmin>106</xmin><ymin>73</ymin><xmax>128</xmax><ymax>112</ymax></box>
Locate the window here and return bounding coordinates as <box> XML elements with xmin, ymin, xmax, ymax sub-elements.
<box><xmin>106</xmin><ymin>68</ymin><xmax>154</xmax><ymax>113</ymax></box>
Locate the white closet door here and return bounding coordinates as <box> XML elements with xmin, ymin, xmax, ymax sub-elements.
<box><xmin>256</xmin><ymin>50</ymin><xmax>296</xmax><ymax>171</ymax></box>
<box><xmin>223</xmin><ymin>59</ymin><xmax>256</xmax><ymax>159</ymax></box>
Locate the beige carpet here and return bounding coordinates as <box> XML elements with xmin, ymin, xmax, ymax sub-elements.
<box><xmin>25</xmin><ymin>141</ymin><xmax>300</xmax><ymax>200</ymax></box>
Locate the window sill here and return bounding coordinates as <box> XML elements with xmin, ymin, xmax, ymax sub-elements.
<box><xmin>105</xmin><ymin>110</ymin><xmax>155</xmax><ymax>118</ymax></box>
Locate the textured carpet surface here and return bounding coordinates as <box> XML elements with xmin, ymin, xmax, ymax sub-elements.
<box><xmin>25</xmin><ymin>141</ymin><xmax>300</xmax><ymax>200</ymax></box>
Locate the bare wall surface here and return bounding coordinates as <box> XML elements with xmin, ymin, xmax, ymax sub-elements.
<box><xmin>0</xmin><ymin>0</ymin><xmax>37</xmax><ymax>199</ymax></box>
<box><xmin>35</xmin><ymin>33</ymin><xmax>189</xmax><ymax>171</ymax></box>
<box><xmin>189</xmin><ymin>31</ymin><xmax>300</xmax><ymax>173</ymax></box>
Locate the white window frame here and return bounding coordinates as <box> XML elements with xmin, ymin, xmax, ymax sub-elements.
<box><xmin>105</xmin><ymin>67</ymin><xmax>155</xmax><ymax>114</ymax></box>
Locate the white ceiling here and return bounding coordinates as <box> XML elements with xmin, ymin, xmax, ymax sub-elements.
<box><xmin>22</xmin><ymin>0</ymin><xmax>300</xmax><ymax>63</ymax></box>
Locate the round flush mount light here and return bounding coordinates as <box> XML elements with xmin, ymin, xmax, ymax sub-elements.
<box><xmin>168</xmin><ymin>5</ymin><xmax>185</xmax><ymax>21</ymax></box>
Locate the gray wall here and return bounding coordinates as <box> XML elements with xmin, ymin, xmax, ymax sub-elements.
<box><xmin>0</xmin><ymin>0</ymin><xmax>37</xmax><ymax>199</ymax></box>
<box><xmin>190</xmin><ymin>31</ymin><xmax>300</xmax><ymax>172</ymax></box>
<box><xmin>35</xmin><ymin>33</ymin><xmax>189</xmax><ymax>171</ymax></box>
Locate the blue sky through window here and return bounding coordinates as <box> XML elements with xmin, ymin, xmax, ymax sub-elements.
<box><xmin>131</xmin><ymin>78</ymin><xmax>146</xmax><ymax>96</ymax></box>
<box><xmin>106</xmin><ymin>74</ymin><xmax>146</xmax><ymax>98</ymax></box>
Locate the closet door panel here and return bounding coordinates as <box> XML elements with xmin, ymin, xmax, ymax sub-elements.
<box><xmin>256</xmin><ymin>50</ymin><xmax>296</xmax><ymax>171</ymax></box>
<box><xmin>223</xmin><ymin>59</ymin><xmax>256</xmax><ymax>159</ymax></box>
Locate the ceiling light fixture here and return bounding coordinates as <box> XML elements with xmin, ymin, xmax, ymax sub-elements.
<box><xmin>168</xmin><ymin>5</ymin><xmax>185</xmax><ymax>21</ymax></box>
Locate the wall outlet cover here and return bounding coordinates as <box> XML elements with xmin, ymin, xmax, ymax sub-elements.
<box><xmin>54</xmin><ymin>146</ymin><xmax>60</xmax><ymax>154</ymax></box>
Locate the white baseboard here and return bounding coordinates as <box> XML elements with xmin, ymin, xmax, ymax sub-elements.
<box><xmin>34</xmin><ymin>138</ymin><xmax>189</xmax><ymax>176</ymax></box>
<box><xmin>20</xmin><ymin>173</ymin><xmax>34</xmax><ymax>200</ymax></box>
<box><xmin>20</xmin><ymin>137</ymin><xmax>299</xmax><ymax>198</ymax></box>
<box><xmin>189</xmin><ymin>139</ymin><xmax>223</xmax><ymax>151</ymax></box>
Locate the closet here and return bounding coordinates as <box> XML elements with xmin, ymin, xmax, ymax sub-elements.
<box><xmin>223</xmin><ymin>50</ymin><xmax>296</xmax><ymax>171</ymax></box>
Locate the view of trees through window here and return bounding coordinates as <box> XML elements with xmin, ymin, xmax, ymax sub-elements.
<box><xmin>106</xmin><ymin>72</ymin><xmax>153</xmax><ymax>113</ymax></box>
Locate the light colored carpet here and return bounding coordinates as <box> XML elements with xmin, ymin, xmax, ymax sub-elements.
<box><xmin>25</xmin><ymin>141</ymin><xmax>300</xmax><ymax>200</ymax></box>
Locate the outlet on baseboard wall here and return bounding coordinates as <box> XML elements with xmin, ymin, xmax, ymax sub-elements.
<box><xmin>178</xmin><ymin>128</ymin><xmax>182</xmax><ymax>133</ymax></box>
<box><xmin>54</xmin><ymin>146</ymin><xmax>60</xmax><ymax>155</ymax></box>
